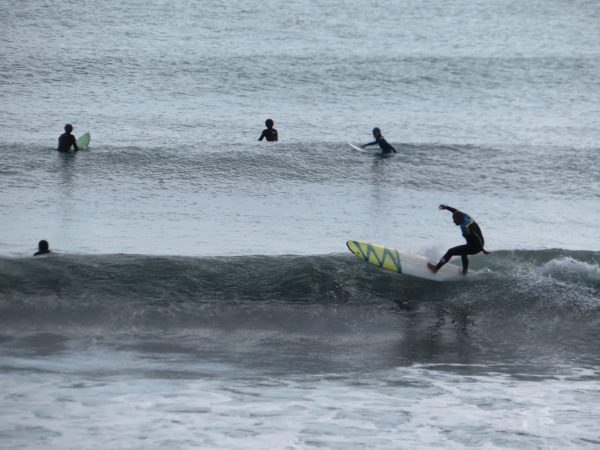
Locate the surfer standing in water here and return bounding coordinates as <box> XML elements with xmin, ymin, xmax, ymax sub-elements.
<box><xmin>361</xmin><ymin>127</ymin><xmax>397</xmax><ymax>154</ymax></box>
<box><xmin>428</xmin><ymin>204</ymin><xmax>490</xmax><ymax>275</ymax></box>
<box><xmin>57</xmin><ymin>123</ymin><xmax>79</xmax><ymax>152</ymax></box>
<box><xmin>258</xmin><ymin>119</ymin><xmax>278</xmax><ymax>141</ymax></box>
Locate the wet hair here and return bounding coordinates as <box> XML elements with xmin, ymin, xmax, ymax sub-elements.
<box><xmin>38</xmin><ymin>240</ymin><xmax>49</xmax><ymax>252</ymax></box>
<box><xmin>372</xmin><ymin>127</ymin><xmax>381</xmax><ymax>134</ymax></box>
<box><xmin>64</xmin><ymin>123</ymin><xmax>73</xmax><ymax>133</ymax></box>
<box><xmin>265</xmin><ymin>119</ymin><xmax>274</xmax><ymax>128</ymax></box>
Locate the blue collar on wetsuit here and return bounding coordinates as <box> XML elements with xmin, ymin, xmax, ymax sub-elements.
<box><xmin>460</xmin><ymin>214</ymin><xmax>473</xmax><ymax>236</ymax></box>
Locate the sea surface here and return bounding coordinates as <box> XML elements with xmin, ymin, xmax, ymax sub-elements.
<box><xmin>1</xmin><ymin>0</ymin><xmax>599</xmax><ymax>448</ymax></box>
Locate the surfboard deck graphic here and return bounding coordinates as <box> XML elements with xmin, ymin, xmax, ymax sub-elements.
<box><xmin>346</xmin><ymin>240</ymin><xmax>465</xmax><ymax>282</ymax></box>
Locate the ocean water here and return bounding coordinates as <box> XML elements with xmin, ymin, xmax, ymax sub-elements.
<box><xmin>1</xmin><ymin>0</ymin><xmax>600</xmax><ymax>448</ymax></box>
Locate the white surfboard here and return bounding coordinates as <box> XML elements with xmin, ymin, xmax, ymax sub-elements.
<box><xmin>346</xmin><ymin>240</ymin><xmax>466</xmax><ymax>282</ymax></box>
<box><xmin>347</xmin><ymin>142</ymin><xmax>370</xmax><ymax>153</ymax></box>
<box><xmin>77</xmin><ymin>132</ymin><xmax>91</xmax><ymax>149</ymax></box>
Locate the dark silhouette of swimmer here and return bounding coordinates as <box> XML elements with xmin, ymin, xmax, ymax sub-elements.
<box><xmin>57</xmin><ymin>124</ymin><xmax>79</xmax><ymax>152</ymax></box>
<box><xmin>258</xmin><ymin>119</ymin><xmax>278</xmax><ymax>142</ymax></box>
<box><xmin>361</xmin><ymin>127</ymin><xmax>396</xmax><ymax>154</ymax></box>
<box><xmin>428</xmin><ymin>204</ymin><xmax>491</xmax><ymax>275</ymax></box>
<box><xmin>34</xmin><ymin>240</ymin><xmax>51</xmax><ymax>256</ymax></box>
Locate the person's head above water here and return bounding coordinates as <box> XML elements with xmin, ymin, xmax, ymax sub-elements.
<box><xmin>34</xmin><ymin>239</ymin><xmax>50</xmax><ymax>256</ymax></box>
<box><xmin>265</xmin><ymin>119</ymin><xmax>274</xmax><ymax>129</ymax></box>
<box><xmin>452</xmin><ymin>211</ymin><xmax>464</xmax><ymax>225</ymax></box>
<box><xmin>64</xmin><ymin>123</ymin><xmax>73</xmax><ymax>133</ymax></box>
<box><xmin>372</xmin><ymin>127</ymin><xmax>381</xmax><ymax>138</ymax></box>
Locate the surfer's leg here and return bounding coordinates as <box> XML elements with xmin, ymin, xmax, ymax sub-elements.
<box><xmin>435</xmin><ymin>245</ymin><xmax>468</xmax><ymax>270</ymax></box>
<box><xmin>461</xmin><ymin>254</ymin><xmax>469</xmax><ymax>274</ymax></box>
<box><xmin>429</xmin><ymin>243</ymin><xmax>481</xmax><ymax>274</ymax></box>
<box><xmin>463</xmin><ymin>244</ymin><xmax>485</xmax><ymax>273</ymax></box>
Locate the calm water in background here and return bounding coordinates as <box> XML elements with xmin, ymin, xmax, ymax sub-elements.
<box><xmin>1</xmin><ymin>0</ymin><xmax>600</xmax><ymax>448</ymax></box>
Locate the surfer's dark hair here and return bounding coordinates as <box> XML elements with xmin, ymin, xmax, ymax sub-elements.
<box><xmin>265</xmin><ymin>119</ymin><xmax>274</xmax><ymax>128</ymax></box>
<box><xmin>64</xmin><ymin>123</ymin><xmax>73</xmax><ymax>132</ymax></box>
<box><xmin>38</xmin><ymin>240</ymin><xmax>49</xmax><ymax>251</ymax></box>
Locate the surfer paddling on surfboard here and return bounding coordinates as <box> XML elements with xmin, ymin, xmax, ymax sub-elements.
<box><xmin>361</xmin><ymin>127</ymin><xmax>397</xmax><ymax>154</ymax></box>
<box><xmin>428</xmin><ymin>204</ymin><xmax>491</xmax><ymax>275</ymax></box>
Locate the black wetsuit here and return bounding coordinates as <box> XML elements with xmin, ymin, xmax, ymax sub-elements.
<box><xmin>436</xmin><ymin>206</ymin><xmax>485</xmax><ymax>273</ymax></box>
<box><xmin>57</xmin><ymin>132</ymin><xmax>79</xmax><ymax>152</ymax></box>
<box><xmin>364</xmin><ymin>136</ymin><xmax>396</xmax><ymax>154</ymax></box>
<box><xmin>259</xmin><ymin>128</ymin><xmax>278</xmax><ymax>141</ymax></box>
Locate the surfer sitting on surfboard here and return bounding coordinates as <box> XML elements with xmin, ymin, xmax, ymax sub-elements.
<box><xmin>361</xmin><ymin>127</ymin><xmax>396</xmax><ymax>154</ymax></box>
<box><xmin>258</xmin><ymin>119</ymin><xmax>278</xmax><ymax>142</ymax></box>
<box><xmin>428</xmin><ymin>204</ymin><xmax>490</xmax><ymax>275</ymax></box>
<box><xmin>57</xmin><ymin>124</ymin><xmax>79</xmax><ymax>152</ymax></box>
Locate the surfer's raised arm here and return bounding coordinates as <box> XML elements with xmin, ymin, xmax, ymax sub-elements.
<box><xmin>438</xmin><ymin>204</ymin><xmax>458</xmax><ymax>213</ymax></box>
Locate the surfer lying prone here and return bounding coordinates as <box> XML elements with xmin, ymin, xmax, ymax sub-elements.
<box><xmin>428</xmin><ymin>204</ymin><xmax>491</xmax><ymax>275</ymax></box>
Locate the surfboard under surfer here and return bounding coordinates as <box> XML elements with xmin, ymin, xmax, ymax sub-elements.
<box><xmin>428</xmin><ymin>204</ymin><xmax>490</xmax><ymax>275</ymax></box>
<box><xmin>361</xmin><ymin>127</ymin><xmax>397</xmax><ymax>154</ymax></box>
<box><xmin>57</xmin><ymin>124</ymin><xmax>79</xmax><ymax>152</ymax></box>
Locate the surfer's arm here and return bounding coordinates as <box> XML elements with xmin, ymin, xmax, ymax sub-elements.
<box><xmin>362</xmin><ymin>140</ymin><xmax>377</xmax><ymax>148</ymax></box>
<box><xmin>71</xmin><ymin>135</ymin><xmax>79</xmax><ymax>151</ymax></box>
<box><xmin>439</xmin><ymin>204</ymin><xmax>458</xmax><ymax>213</ymax></box>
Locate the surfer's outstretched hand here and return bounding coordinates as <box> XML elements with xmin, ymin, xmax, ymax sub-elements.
<box><xmin>438</xmin><ymin>204</ymin><xmax>448</xmax><ymax>210</ymax></box>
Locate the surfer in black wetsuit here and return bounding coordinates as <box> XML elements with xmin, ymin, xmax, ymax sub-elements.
<box><xmin>57</xmin><ymin>124</ymin><xmax>79</xmax><ymax>152</ymax></box>
<box><xmin>258</xmin><ymin>119</ymin><xmax>278</xmax><ymax>141</ymax></box>
<box><xmin>361</xmin><ymin>127</ymin><xmax>396</xmax><ymax>154</ymax></box>
<box><xmin>428</xmin><ymin>204</ymin><xmax>490</xmax><ymax>275</ymax></box>
<box><xmin>33</xmin><ymin>240</ymin><xmax>51</xmax><ymax>256</ymax></box>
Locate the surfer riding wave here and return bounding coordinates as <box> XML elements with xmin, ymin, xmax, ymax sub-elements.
<box><xmin>428</xmin><ymin>204</ymin><xmax>491</xmax><ymax>275</ymax></box>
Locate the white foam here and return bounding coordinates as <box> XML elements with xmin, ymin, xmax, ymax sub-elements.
<box><xmin>1</xmin><ymin>364</ymin><xmax>598</xmax><ymax>449</ymax></box>
<box><xmin>540</xmin><ymin>257</ymin><xmax>600</xmax><ymax>281</ymax></box>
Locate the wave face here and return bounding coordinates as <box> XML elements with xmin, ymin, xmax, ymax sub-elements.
<box><xmin>1</xmin><ymin>250</ymin><xmax>598</xmax><ymax>368</ymax></box>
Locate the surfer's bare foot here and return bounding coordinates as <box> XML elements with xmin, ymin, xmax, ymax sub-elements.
<box><xmin>427</xmin><ymin>262</ymin><xmax>438</xmax><ymax>273</ymax></box>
